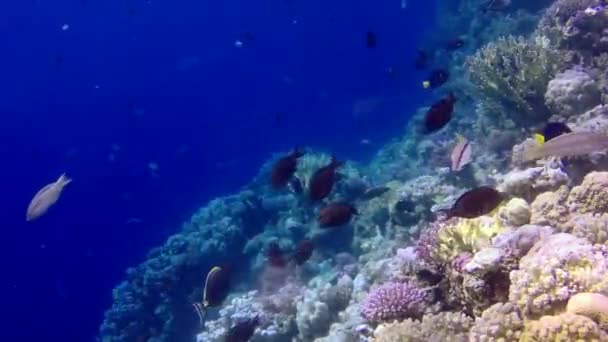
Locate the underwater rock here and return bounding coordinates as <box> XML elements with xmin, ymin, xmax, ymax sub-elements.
<box><xmin>545</xmin><ymin>67</ymin><xmax>601</xmax><ymax>119</ymax></box>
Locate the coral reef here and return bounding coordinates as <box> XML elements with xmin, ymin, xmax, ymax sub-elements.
<box><xmin>99</xmin><ymin>1</ymin><xmax>608</xmax><ymax>341</ymax></box>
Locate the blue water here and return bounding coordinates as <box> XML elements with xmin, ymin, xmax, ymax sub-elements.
<box><xmin>0</xmin><ymin>0</ymin><xmax>434</xmax><ymax>340</ymax></box>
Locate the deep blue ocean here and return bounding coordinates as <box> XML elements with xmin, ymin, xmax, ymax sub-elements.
<box><xmin>1</xmin><ymin>0</ymin><xmax>435</xmax><ymax>340</ymax></box>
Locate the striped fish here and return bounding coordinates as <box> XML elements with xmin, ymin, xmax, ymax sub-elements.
<box><xmin>450</xmin><ymin>134</ymin><xmax>472</xmax><ymax>171</ymax></box>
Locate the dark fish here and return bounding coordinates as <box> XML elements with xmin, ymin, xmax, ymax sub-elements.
<box><xmin>445</xmin><ymin>38</ymin><xmax>465</xmax><ymax>51</ymax></box>
<box><xmin>292</xmin><ymin>240</ymin><xmax>314</xmax><ymax>265</ymax></box>
<box><xmin>271</xmin><ymin>149</ymin><xmax>305</xmax><ymax>189</ymax></box>
<box><xmin>424</xmin><ymin>93</ymin><xmax>456</xmax><ymax>133</ymax></box>
<box><xmin>225</xmin><ymin>316</ymin><xmax>260</xmax><ymax>342</ymax></box>
<box><xmin>267</xmin><ymin>242</ymin><xmax>287</xmax><ymax>268</ymax></box>
<box><xmin>318</xmin><ymin>203</ymin><xmax>357</xmax><ymax>228</ymax></box>
<box><xmin>309</xmin><ymin>157</ymin><xmax>343</xmax><ymax>201</ymax></box>
<box><xmin>447</xmin><ymin>186</ymin><xmax>503</xmax><ymax>219</ymax></box>
<box><xmin>415</xmin><ymin>49</ymin><xmax>428</xmax><ymax>70</ymax></box>
<box><xmin>542</xmin><ymin>122</ymin><xmax>572</xmax><ymax>141</ymax></box>
<box><xmin>424</xmin><ymin>69</ymin><xmax>450</xmax><ymax>89</ymax></box>
<box><xmin>192</xmin><ymin>265</ymin><xmax>231</xmax><ymax>325</ymax></box>
<box><xmin>366</xmin><ymin>30</ymin><xmax>377</xmax><ymax>48</ymax></box>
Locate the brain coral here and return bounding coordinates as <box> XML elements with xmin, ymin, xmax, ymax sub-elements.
<box><xmin>520</xmin><ymin>313</ymin><xmax>608</xmax><ymax>341</ymax></box>
<box><xmin>469</xmin><ymin>302</ymin><xmax>524</xmax><ymax>342</ymax></box>
<box><xmin>360</xmin><ymin>282</ymin><xmax>426</xmax><ymax>323</ymax></box>
<box><xmin>371</xmin><ymin>311</ymin><xmax>473</xmax><ymax>342</ymax></box>
<box><xmin>509</xmin><ymin>233</ymin><xmax>608</xmax><ymax>317</ymax></box>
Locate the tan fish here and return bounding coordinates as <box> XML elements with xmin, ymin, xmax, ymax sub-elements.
<box><xmin>26</xmin><ymin>173</ymin><xmax>72</xmax><ymax>221</ymax></box>
<box><xmin>523</xmin><ymin>131</ymin><xmax>608</xmax><ymax>161</ymax></box>
<box><xmin>450</xmin><ymin>134</ymin><xmax>472</xmax><ymax>171</ymax></box>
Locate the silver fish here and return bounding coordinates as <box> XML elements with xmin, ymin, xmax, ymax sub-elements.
<box><xmin>26</xmin><ymin>173</ymin><xmax>72</xmax><ymax>221</ymax></box>
<box><xmin>450</xmin><ymin>135</ymin><xmax>472</xmax><ymax>171</ymax></box>
<box><xmin>523</xmin><ymin>131</ymin><xmax>608</xmax><ymax>161</ymax></box>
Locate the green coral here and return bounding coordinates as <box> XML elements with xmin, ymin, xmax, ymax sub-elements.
<box><xmin>520</xmin><ymin>313</ymin><xmax>608</xmax><ymax>341</ymax></box>
<box><xmin>470</xmin><ymin>302</ymin><xmax>524</xmax><ymax>342</ymax></box>
<box><xmin>372</xmin><ymin>312</ymin><xmax>473</xmax><ymax>342</ymax></box>
<box><xmin>466</xmin><ymin>35</ymin><xmax>569</xmax><ymax>123</ymax></box>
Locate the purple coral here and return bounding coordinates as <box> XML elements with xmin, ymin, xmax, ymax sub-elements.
<box><xmin>360</xmin><ymin>282</ymin><xmax>426</xmax><ymax>323</ymax></box>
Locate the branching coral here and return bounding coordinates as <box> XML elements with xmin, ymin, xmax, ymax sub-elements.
<box><xmin>469</xmin><ymin>302</ymin><xmax>524</xmax><ymax>342</ymax></box>
<box><xmin>509</xmin><ymin>233</ymin><xmax>608</xmax><ymax>318</ymax></box>
<box><xmin>371</xmin><ymin>312</ymin><xmax>473</xmax><ymax>342</ymax></box>
<box><xmin>520</xmin><ymin>313</ymin><xmax>608</xmax><ymax>341</ymax></box>
<box><xmin>360</xmin><ymin>282</ymin><xmax>426</xmax><ymax>323</ymax></box>
<box><xmin>466</xmin><ymin>35</ymin><xmax>569</xmax><ymax>123</ymax></box>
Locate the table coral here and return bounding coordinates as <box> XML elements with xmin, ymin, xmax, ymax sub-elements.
<box><xmin>509</xmin><ymin>233</ymin><xmax>608</xmax><ymax>317</ymax></box>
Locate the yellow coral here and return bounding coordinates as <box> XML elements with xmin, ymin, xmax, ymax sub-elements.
<box><xmin>567</xmin><ymin>293</ymin><xmax>608</xmax><ymax>330</ymax></box>
<box><xmin>520</xmin><ymin>313</ymin><xmax>608</xmax><ymax>342</ymax></box>
<box><xmin>372</xmin><ymin>312</ymin><xmax>472</xmax><ymax>342</ymax></box>
<box><xmin>433</xmin><ymin>216</ymin><xmax>504</xmax><ymax>266</ymax></box>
